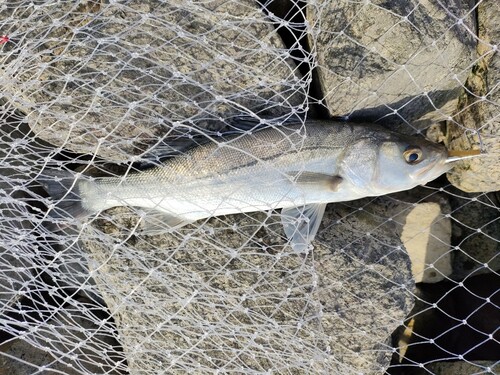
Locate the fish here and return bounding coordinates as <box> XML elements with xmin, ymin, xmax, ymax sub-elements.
<box><xmin>38</xmin><ymin>120</ymin><xmax>469</xmax><ymax>252</ymax></box>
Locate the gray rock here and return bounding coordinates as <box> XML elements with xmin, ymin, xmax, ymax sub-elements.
<box><xmin>0</xmin><ymin>300</ymin><xmax>126</xmax><ymax>375</ymax></box>
<box><xmin>427</xmin><ymin>360</ymin><xmax>498</xmax><ymax>374</ymax></box>
<box><xmin>316</xmin><ymin>198</ymin><xmax>415</xmax><ymax>374</ymax></box>
<box><xmin>400</xmin><ymin>202</ymin><xmax>452</xmax><ymax>283</ymax></box>
<box><xmin>392</xmin><ymin>273</ymin><xmax>499</xmax><ymax>370</ymax></box>
<box><xmin>308</xmin><ymin>0</ymin><xmax>476</xmax><ymax>131</ymax></box>
<box><xmin>389</xmin><ymin>186</ymin><xmax>498</xmax><ymax>281</ymax></box>
<box><xmin>444</xmin><ymin>0</ymin><xmax>500</xmax><ymax>192</ymax></box>
<box><xmin>0</xmin><ymin>119</ymin><xmax>39</xmax><ymax>331</ymax></box>
<box><xmin>330</xmin><ymin>188</ymin><xmax>453</xmax><ymax>284</ymax></box>
<box><xmin>0</xmin><ymin>0</ymin><xmax>304</xmax><ymax>162</ymax></box>
<box><xmin>448</xmin><ymin>191</ymin><xmax>500</xmax><ymax>279</ymax></box>
<box><xmin>0</xmin><ymin>117</ymin><xmax>116</xmax><ymax>373</ymax></box>
<box><xmin>82</xmin><ymin>195</ymin><xmax>414</xmax><ymax>374</ymax></box>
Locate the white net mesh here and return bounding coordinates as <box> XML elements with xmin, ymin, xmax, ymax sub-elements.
<box><xmin>0</xmin><ymin>1</ymin><xmax>498</xmax><ymax>374</ymax></box>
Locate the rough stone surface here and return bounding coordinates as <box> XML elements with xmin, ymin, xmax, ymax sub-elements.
<box><xmin>0</xmin><ymin>120</ymin><xmax>38</xmax><ymax>333</ymax></box>
<box><xmin>443</xmin><ymin>0</ymin><xmax>500</xmax><ymax>192</ymax></box>
<box><xmin>389</xmin><ymin>186</ymin><xmax>498</xmax><ymax>281</ymax></box>
<box><xmin>82</xmin><ymin>195</ymin><xmax>414</xmax><ymax>374</ymax></box>
<box><xmin>0</xmin><ymin>0</ymin><xmax>304</xmax><ymax>162</ymax></box>
<box><xmin>308</xmin><ymin>0</ymin><xmax>476</xmax><ymax>131</ymax></box>
<box><xmin>0</xmin><ymin>118</ymin><xmax>119</xmax><ymax>374</ymax></box>
<box><xmin>392</xmin><ymin>273</ymin><xmax>499</xmax><ymax>370</ymax></box>
<box><xmin>448</xmin><ymin>190</ymin><xmax>500</xmax><ymax>279</ymax></box>
<box><xmin>401</xmin><ymin>202</ymin><xmax>452</xmax><ymax>283</ymax></box>
<box><xmin>316</xmin><ymin>198</ymin><xmax>415</xmax><ymax>374</ymax></box>
<box><xmin>0</xmin><ymin>305</ymin><xmax>126</xmax><ymax>375</ymax></box>
<box><xmin>0</xmin><ymin>1</ymin><xmax>497</xmax><ymax>374</ymax></box>
<box><xmin>338</xmin><ymin>188</ymin><xmax>452</xmax><ymax>284</ymax></box>
<box><xmin>426</xmin><ymin>360</ymin><xmax>498</xmax><ymax>375</ymax></box>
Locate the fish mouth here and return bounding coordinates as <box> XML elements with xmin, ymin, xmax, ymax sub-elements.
<box><xmin>412</xmin><ymin>149</ymin><xmax>482</xmax><ymax>181</ymax></box>
<box><xmin>412</xmin><ymin>158</ymin><xmax>451</xmax><ymax>182</ymax></box>
<box><xmin>414</xmin><ymin>163</ymin><xmax>452</xmax><ymax>180</ymax></box>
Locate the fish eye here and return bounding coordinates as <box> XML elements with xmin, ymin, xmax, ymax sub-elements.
<box><xmin>403</xmin><ymin>146</ymin><xmax>423</xmax><ymax>164</ymax></box>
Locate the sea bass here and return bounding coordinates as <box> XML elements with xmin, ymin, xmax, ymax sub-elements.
<box><xmin>40</xmin><ymin>120</ymin><xmax>463</xmax><ymax>251</ymax></box>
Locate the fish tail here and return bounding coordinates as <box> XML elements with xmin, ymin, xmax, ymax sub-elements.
<box><xmin>37</xmin><ymin>169</ymin><xmax>93</xmax><ymax>223</ymax></box>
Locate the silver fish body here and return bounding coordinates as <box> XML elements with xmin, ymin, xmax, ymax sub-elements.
<box><xmin>42</xmin><ymin>120</ymin><xmax>451</xmax><ymax>251</ymax></box>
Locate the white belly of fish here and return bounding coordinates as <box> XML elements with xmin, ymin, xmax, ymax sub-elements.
<box><xmin>80</xmin><ymin>168</ymin><xmax>354</xmax><ymax>222</ymax></box>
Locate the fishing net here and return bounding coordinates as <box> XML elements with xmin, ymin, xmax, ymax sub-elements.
<box><xmin>0</xmin><ymin>1</ymin><xmax>498</xmax><ymax>374</ymax></box>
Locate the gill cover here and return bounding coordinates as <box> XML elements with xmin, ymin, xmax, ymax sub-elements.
<box><xmin>338</xmin><ymin>138</ymin><xmax>379</xmax><ymax>192</ymax></box>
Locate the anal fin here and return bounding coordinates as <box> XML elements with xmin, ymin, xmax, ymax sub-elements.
<box><xmin>138</xmin><ymin>210</ymin><xmax>193</xmax><ymax>234</ymax></box>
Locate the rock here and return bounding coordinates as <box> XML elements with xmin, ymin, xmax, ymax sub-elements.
<box><xmin>332</xmin><ymin>188</ymin><xmax>452</xmax><ymax>284</ymax></box>
<box><xmin>0</xmin><ymin>299</ymin><xmax>126</xmax><ymax>375</ymax></box>
<box><xmin>447</xmin><ymin>190</ymin><xmax>500</xmax><ymax>279</ymax></box>
<box><xmin>0</xmin><ymin>118</ymin><xmax>39</xmax><ymax>340</ymax></box>
<box><xmin>316</xmin><ymin>199</ymin><xmax>415</xmax><ymax>373</ymax></box>
<box><xmin>0</xmin><ymin>116</ymin><xmax>121</xmax><ymax>373</ymax></box>
<box><xmin>391</xmin><ymin>273</ymin><xmax>499</xmax><ymax>370</ymax></box>
<box><xmin>390</xmin><ymin>186</ymin><xmax>498</xmax><ymax>282</ymax></box>
<box><xmin>308</xmin><ymin>0</ymin><xmax>476</xmax><ymax>131</ymax></box>
<box><xmin>82</xmin><ymin>195</ymin><xmax>414</xmax><ymax>374</ymax></box>
<box><xmin>426</xmin><ymin>360</ymin><xmax>498</xmax><ymax>375</ymax></box>
<box><xmin>443</xmin><ymin>0</ymin><xmax>500</xmax><ymax>192</ymax></box>
<box><xmin>0</xmin><ymin>0</ymin><xmax>304</xmax><ymax>162</ymax></box>
<box><xmin>400</xmin><ymin>202</ymin><xmax>452</xmax><ymax>283</ymax></box>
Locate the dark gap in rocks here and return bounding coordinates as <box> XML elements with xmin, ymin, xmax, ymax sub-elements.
<box><xmin>388</xmin><ymin>273</ymin><xmax>499</xmax><ymax>374</ymax></box>
<box><xmin>257</xmin><ymin>0</ymin><xmax>330</xmax><ymax>119</ymax></box>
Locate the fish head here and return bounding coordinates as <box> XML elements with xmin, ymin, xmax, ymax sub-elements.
<box><xmin>339</xmin><ymin>133</ymin><xmax>450</xmax><ymax>195</ymax></box>
<box><xmin>372</xmin><ymin>135</ymin><xmax>451</xmax><ymax>192</ymax></box>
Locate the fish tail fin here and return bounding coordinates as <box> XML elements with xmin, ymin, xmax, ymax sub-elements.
<box><xmin>37</xmin><ymin>169</ymin><xmax>93</xmax><ymax>225</ymax></box>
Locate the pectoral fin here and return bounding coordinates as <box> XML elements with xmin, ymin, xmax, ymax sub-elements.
<box><xmin>288</xmin><ymin>172</ymin><xmax>342</xmax><ymax>191</ymax></box>
<box><xmin>281</xmin><ymin>203</ymin><xmax>327</xmax><ymax>252</ymax></box>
